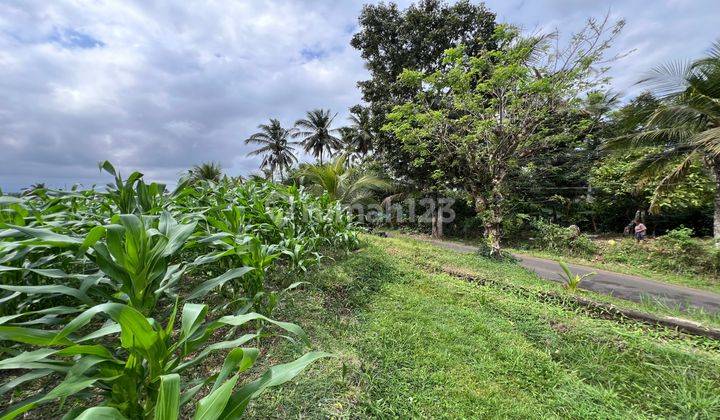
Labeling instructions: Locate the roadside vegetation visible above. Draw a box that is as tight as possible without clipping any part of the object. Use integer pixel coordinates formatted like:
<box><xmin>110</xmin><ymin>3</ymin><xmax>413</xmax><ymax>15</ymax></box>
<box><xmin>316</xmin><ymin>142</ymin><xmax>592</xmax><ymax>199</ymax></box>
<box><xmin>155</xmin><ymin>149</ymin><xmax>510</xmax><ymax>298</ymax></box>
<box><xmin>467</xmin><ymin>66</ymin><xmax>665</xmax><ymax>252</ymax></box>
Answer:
<box><xmin>250</xmin><ymin>235</ymin><xmax>720</xmax><ymax>418</ymax></box>
<box><xmin>511</xmin><ymin>221</ymin><xmax>720</xmax><ymax>293</ymax></box>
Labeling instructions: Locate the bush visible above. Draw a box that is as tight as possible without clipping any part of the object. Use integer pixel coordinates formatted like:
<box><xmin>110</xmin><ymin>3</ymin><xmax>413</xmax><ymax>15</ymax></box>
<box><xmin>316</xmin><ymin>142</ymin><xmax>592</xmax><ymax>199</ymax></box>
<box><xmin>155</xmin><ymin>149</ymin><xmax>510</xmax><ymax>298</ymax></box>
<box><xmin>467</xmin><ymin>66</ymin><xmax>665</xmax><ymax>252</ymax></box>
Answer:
<box><xmin>531</xmin><ymin>219</ymin><xmax>598</xmax><ymax>257</ymax></box>
<box><xmin>602</xmin><ymin>227</ymin><xmax>719</xmax><ymax>277</ymax></box>
<box><xmin>648</xmin><ymin>227</ymin><xmax>713</xmax><ymax>275</ymax></box>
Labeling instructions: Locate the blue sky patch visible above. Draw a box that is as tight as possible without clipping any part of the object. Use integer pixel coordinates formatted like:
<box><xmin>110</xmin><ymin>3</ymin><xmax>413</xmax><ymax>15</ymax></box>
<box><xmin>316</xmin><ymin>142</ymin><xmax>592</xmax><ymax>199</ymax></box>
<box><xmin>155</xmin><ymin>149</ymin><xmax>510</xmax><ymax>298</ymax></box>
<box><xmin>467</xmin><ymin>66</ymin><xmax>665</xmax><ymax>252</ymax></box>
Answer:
<box><xmin>49</xmin><ymin>27</ymin><xmax>104</xmax><ymax>49</ymax></box>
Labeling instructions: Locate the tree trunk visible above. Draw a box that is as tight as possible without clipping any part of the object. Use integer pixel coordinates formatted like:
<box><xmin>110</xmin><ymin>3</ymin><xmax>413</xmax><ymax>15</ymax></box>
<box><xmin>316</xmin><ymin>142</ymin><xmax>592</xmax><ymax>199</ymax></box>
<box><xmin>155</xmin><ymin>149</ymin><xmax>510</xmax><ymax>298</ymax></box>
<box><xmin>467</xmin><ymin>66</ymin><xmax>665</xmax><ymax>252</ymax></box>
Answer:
<box><xmin>484</xmin><ymin>220</ymin><xmax>502</xmax><ymax>257</ymax></box>
<box><xmin>473</xmin><ymin>190</ymin><xmax>502</xmax><ymax>258</ymax></box>
<box><xmin>431</xmin><ymin>202</ymin><xmax>444</xmax><ymax>239</ymax></box>
<box><xmin>714</xmin><ymin>163</ymin><xmax>720</xmax><ymax>246</ymax></box>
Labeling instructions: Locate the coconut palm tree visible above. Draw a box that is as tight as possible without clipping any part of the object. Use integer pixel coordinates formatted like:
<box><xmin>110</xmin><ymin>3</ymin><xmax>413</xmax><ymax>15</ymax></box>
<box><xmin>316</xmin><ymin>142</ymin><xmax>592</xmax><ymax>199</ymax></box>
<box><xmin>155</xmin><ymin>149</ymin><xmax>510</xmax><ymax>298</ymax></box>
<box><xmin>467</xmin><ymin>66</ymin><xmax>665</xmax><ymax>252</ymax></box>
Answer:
<box><xmin>604</xmin><ymin>41</ymin><xmax>720</xmax><ymax>243</ymax></box>
<box><xmin>245</xmin><ymin>118</ymin><xmax>298</xmax><ymax>181</ymax></box>
<box><xmin>299</xmin><ymin>154</ymin><xmax>390</xmax><ymax>205</ymax></box>
<box><xmin>187</xmin><ymin>162</ymin><xmax>223</xmax><ymax>183</ymax></box>
<box><xmin>294</xmin><ymin>109</ymin><xmax>340</xmax><ymax>164</ymax></box>
<box><xmin>347</xmin><ymin>106</ymin><xmax>374</xmax><ymax>156</ymax></box>
<box><xmin>337</xmin><ymin>126</ymin><xmax>360</xmax><ymax>167</ymax></box>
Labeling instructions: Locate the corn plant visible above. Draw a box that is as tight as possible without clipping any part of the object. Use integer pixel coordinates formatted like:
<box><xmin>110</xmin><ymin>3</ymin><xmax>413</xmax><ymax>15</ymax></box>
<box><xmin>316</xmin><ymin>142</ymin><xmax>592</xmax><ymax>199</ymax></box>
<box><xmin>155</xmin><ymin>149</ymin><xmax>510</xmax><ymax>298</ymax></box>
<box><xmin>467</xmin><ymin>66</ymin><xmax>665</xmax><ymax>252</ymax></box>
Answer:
<box><xmin>0</xmin><ymin>301</ymin><xmax>329</xmax><ymax>419</ymax></box>
<box><xmin>189</xmin><ymin>234</ymin><xmax>280</xmax><ymax>313</ymax></box>
<box><xmin>557</xmin><ymin>261</ymin><xmax>596</xmax><ymax>292</ymax></box>
<box><xmin>4</xmin><ymin>212</ymin><xmax>196</xmax><ymax>315</ymax></box>
<box><xmin>0</xmin><ymin>161</ymin><xmax>360</xmax><ymax>418</ymax></box>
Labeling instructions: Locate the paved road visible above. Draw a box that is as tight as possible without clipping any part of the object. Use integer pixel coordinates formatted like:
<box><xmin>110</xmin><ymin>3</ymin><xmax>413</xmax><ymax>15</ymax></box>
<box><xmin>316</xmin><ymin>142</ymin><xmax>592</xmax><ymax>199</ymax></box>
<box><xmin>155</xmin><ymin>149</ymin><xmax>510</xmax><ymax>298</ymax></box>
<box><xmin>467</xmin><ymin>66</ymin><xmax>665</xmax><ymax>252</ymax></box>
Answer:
<box><xmin>399</xmin><ymin>235</ymin><xmax>720</xmax><ymax>313</ymax></box>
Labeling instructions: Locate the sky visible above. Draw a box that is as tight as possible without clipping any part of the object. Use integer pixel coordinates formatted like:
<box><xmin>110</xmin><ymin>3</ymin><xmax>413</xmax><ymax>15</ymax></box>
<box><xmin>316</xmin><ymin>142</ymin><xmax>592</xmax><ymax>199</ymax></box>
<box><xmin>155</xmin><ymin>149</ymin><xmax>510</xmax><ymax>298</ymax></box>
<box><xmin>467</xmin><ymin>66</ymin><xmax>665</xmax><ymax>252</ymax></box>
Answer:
<box><xmin>0</xmin><ymin>0</ymin><xmax>718</xmax><ymax>191</ymax></box>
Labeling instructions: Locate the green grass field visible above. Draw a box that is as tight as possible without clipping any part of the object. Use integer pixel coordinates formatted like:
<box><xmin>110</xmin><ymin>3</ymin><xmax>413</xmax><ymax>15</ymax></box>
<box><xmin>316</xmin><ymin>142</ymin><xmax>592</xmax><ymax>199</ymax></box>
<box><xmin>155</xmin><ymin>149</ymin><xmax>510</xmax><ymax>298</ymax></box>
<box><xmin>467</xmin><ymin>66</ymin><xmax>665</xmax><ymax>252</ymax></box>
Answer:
<box><xmin>249</xmin><ymin>235</ymin><xmax>720</xmax><ymax>418</ymax></box>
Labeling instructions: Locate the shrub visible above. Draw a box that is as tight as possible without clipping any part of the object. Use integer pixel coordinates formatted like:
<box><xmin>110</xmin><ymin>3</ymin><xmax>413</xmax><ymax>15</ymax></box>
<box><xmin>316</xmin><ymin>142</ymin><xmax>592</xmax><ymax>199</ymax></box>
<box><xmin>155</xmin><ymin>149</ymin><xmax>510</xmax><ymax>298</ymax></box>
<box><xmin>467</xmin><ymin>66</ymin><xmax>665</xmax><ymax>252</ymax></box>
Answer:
<box><xmin>531</xmin><ymin>219</ymin><xmax>598</xmax><ymax>257</ymax></box>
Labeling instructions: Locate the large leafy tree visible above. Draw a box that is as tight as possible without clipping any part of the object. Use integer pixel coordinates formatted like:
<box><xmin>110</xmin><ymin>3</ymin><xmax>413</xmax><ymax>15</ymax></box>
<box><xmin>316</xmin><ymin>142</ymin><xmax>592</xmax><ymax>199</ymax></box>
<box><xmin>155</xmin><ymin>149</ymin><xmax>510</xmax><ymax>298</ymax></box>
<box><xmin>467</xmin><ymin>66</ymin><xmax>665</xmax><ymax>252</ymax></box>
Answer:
<box><xmin>604</xmin><ymin>41</ymin><xmax>720</xmax><ymax>242</ymax></box>
<box><xmin>294</xmin><ymin>109</ymin><xmax>340</xmax><ymax>164</ymax></box>
<box><xmin>350</xmin><ymin>0</ymin><xmax>497</xmax><ymax>187</ymax></box>
<box><xmin>350</xmin><ymin>0</ymin><xmax>497</xmax><ymax>238</ymax></box>
<box><xmin>384</xmin><ymin>19</ymin><xmax>623</xmax><ymax>256</ymax></box>
<box><xmin>245</xmin><ymin>118</ymin><xmax>298</xmax><ymax>181</ymax></box>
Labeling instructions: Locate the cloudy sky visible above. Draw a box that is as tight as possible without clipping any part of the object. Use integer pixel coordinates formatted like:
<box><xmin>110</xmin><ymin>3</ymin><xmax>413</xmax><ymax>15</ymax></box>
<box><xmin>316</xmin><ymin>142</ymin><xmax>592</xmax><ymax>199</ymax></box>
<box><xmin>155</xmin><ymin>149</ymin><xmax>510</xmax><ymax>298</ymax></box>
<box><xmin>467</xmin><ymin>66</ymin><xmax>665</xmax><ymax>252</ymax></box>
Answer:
<box><xmin>0</xmin><ymin>0</ymin><xmax>717</xmax><ymax>191</ymax></box>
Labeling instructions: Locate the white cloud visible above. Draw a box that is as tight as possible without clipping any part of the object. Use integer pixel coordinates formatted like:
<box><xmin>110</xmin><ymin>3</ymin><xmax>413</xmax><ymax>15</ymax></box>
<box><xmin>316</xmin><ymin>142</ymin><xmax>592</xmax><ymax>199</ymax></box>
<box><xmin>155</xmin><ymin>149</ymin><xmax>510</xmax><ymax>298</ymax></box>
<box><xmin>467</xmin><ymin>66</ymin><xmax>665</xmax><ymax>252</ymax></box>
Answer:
<box><xmin>0</xmin><ymin>0</ymin><xmax>718</xmax><ymax>191</ymax></box>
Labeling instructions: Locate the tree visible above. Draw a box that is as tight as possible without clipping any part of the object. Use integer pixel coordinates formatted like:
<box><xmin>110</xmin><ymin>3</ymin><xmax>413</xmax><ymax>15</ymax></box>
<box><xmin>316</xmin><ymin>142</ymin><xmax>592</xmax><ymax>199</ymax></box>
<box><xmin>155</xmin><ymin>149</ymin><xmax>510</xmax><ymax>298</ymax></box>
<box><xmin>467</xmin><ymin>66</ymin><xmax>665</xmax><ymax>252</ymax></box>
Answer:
<box><xmin>187</xmin><ymin>162</ymin><xmax>223</xmax><ymax>183</ymax></box>
<box><xmin>347</xmin><ymin>105</ymin><xmax>374</xmax><ymax>157</ymax></box>
<box><xmin>337</xmin><ymin>126</ymin><xmax>361</xmax><ymax>167</ymax></box>
<box><xmin>351</xmin><ymin>0</ymin><xmax>497</xmax><ymax>179</ymax></box>
<box><xmin>384</xmin><ymin>19</ymin><xmax>623</xmax><ymax>256</ymax></box>
<box><xmin>603</xmin><ymin>41</ymin><xmax>720</xmax><ymax>243</ymax></box>
<box><xmin>245</xmin><ymin>118</ymin><xmax>298</xmax><ymax>181</ymax></box>
<box><xmin>298</xmin><ymin>155</ymin><xmax>390</xmax><ymax>206</ymax></box>
<box><xmin>294</xmin><ymin>109</ymin><xmax>340</xmax><ymax>164</ymax></box>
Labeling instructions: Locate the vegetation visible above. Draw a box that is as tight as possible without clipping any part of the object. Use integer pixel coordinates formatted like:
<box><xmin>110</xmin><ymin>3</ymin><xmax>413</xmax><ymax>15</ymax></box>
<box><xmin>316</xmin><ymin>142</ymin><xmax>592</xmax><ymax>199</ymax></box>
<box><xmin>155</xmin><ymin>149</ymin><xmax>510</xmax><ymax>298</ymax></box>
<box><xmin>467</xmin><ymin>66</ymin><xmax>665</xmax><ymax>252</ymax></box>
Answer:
<box><xmin>249</xmin><ymin>235</ymin><xmax>720</xmax><ymax>418</ymax></box>
<box><xmin>3</xmin><ymin>2</ymin><xmax>720</xmax><ymax>419</ymax></box>
<box><xmin>0</xmin><ymin>163</ymin><xmax>359</xmax><ymax>418</ymax></box>
<box><xmin>245</xmin><ymin>119</ymin><xmax>299</xmax><ymax>182</ymax></box>
<box><xmin>296</xmin><ymin>155</ymin><xmax>390</xmax><ymax>206</ymax></box>
<box><xmin>604</xmin><ymin>42</ymin><xmax>720</xmax><ymax>242</ymax></box>
<box><xmin>558</xmin><ymin>261</ymin><xmax>595</xmax><ymax>292</ymax></box>
<box><xmin>294</xmin><ymin>109</ymin><xmax>341</xmax><ymax>165</ymax></box>
<box><xmin>185</xmin><ymin>162</ymin><xmax>224</xmax><ymax>184</ymax></box>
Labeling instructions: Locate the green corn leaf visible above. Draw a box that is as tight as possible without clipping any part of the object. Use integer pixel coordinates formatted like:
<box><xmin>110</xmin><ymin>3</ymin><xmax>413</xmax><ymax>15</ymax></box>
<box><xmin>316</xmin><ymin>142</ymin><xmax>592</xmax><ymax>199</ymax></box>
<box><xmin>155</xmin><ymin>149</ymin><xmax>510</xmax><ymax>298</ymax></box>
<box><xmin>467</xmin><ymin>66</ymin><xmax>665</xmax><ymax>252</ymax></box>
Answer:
<box><xmin>0</xmin><ymin>369</ymin><xmax>53</xmax><ymax>397</ymax></box>
<box><xmin>194</xmin><ymin>374</ymin><xmax>240</xmax><ymax>420</ymax></box>
<box><xmin>0</xmin><ymin>284</ymin><xmax>93</xmax><ymax>305</ymax></box>
<box><xmin>179</xmin><ymin>303</ymin><xmax>208</xmax><ymax>342</ymax></box>
<box><xmin>0</xmin><ymin>306</ymin><xmax>81</xmax><ymax>326</ymax></box>
<box><xmin>74</xmin><ymin>407</ymin><xmax>128</xmax><ymax>420</ymax></box>
<box><xmin>6</xmin><ymin>225</ymin><xmax>82</xmax><ymax>247</ymax></box>
<box><xmin>173</xmin><ymin>334</ymin><xmax>258</xmax><ymax>372</ymax></box>
<box><xmin>211</xmin><ymin>348</ymin><xmax>259</xmax><ymax>392</ymax></box>
<box><xmin>0</xmin><ymin>326</ymin><xmax>73</xmax><ymax>346</ymax></box>
<box><xmin>212</xmin><ymin>312</ymin><xmax>309</xmax><ymax>344</ymax></box>
<box><xmin>79</xmin><ymin>225</ymin><xmax>107</xmax><ymax>256</ymax></box>
<box><xmin>0</xmin><ymin>196</ymin><xmax>24</xmax><ymax>205</ymax></box>
<box><xmin>220</xmin><ymin>352</ymin><xmax>333</xmax><ymax>419</ymax></box>
<box><xmin>186</xmin><ymin>267</ymin><xmax>254</xmax><ymax>300</ymax></box>
<box><xmin>99</xmin><ymin>160</ymin><xmax>118</xmax><ymax>177</ymax></box>
<box><xmin>77</xmin><ymin>322</ymin><xmax>121</xmax><ymax>343</ymax></box>
<box><xmin>154</xmin><ymin>374</ymin><xmax>180</xmax><ymax>420</ymax></box>
<box><xmin>0</xmin><ymin>375</ymin><xmax>98</xmax><ymax>419</ymax></box>
<box><xmin>53</xmin><ymin>303</ymin><xmax>157</xmax><ymax>352</ymax></box>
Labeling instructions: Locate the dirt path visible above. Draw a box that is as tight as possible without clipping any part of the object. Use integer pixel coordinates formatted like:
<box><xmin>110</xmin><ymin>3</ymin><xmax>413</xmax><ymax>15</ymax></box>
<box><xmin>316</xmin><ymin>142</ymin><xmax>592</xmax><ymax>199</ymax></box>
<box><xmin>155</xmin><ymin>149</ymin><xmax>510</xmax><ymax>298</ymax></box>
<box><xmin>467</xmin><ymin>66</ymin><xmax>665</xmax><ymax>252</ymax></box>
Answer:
<box><xmin>393</xmin><ymin>234</ymin><xmax>720</xmax><ymax>313</ymax></box>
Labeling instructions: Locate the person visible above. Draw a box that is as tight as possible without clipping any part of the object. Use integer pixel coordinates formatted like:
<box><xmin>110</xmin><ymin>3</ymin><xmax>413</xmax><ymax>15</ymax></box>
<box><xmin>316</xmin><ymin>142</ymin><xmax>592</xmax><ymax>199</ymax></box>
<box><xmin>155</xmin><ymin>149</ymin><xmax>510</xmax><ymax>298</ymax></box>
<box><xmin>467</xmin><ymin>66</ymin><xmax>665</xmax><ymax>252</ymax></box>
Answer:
<box><xmin>634</xmin><ymin>221</ymin><xmax>647</xmax><ymax>242</ymax></box>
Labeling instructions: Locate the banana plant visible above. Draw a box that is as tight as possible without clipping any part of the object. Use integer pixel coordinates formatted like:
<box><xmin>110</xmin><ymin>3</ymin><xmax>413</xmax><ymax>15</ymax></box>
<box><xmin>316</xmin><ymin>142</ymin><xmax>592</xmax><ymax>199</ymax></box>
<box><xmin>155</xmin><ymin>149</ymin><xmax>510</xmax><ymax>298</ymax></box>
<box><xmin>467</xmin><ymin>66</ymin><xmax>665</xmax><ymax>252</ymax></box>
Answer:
<box><xmin>0</xmin><ymin>301</ymin><xmax>330</xmax><ymax>419</ymax></box>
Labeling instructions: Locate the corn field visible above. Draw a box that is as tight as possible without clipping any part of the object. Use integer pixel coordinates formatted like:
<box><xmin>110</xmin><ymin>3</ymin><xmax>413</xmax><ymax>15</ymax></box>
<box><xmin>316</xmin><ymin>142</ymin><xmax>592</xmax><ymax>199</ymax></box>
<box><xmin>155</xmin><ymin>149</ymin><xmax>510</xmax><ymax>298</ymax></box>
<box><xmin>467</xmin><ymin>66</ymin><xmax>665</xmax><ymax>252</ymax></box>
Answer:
<box><xmin>0</xmin><ymin>162</ymin><xmax>359</xmax><ymax>419</ymax></box>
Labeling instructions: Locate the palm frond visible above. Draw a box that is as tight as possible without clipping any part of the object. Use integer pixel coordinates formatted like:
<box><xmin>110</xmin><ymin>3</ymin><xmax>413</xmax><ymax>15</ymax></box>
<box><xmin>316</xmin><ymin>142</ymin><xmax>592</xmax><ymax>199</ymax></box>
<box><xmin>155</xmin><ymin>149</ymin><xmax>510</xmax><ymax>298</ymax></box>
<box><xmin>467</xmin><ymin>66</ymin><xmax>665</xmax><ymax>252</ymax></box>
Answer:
<box><xmin>691</xmin><ymin>126</ymin><xmax>720</xmax><ymax>157</ymax></box>
<box><xmin>637</xmin><ymin>59</ymin><xmax>692</xmax><ymax>98</ymax></box>
<box><xmin>648</xmin><ymin>151</ymin><xmax>700</xmax><ymax>213</ymax></box>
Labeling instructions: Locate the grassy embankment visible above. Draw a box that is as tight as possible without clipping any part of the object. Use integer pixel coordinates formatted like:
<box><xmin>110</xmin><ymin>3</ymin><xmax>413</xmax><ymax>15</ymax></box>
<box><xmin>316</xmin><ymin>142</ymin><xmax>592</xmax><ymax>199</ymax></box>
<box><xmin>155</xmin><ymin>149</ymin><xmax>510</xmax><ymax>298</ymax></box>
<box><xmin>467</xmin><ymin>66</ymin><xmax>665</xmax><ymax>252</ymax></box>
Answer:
<box><xmin>511</xmin><ymin>235</ymin><xmax>720</xmax><ymax>295</ymax></box>
<box><xmin>249</xmin><ymin>235</ymin><xmax>720</xmax><ymax>418</ymax></box>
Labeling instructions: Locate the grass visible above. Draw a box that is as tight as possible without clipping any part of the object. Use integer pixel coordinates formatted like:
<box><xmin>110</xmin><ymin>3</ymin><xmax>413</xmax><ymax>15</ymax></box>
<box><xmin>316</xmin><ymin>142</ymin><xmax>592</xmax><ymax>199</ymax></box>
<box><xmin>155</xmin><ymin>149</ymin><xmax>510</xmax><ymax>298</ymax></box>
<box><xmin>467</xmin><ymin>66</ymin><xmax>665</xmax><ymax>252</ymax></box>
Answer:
<box><xmin>397</xmin><ymin>229</ymin><xmax>720</xmax><ymax>295</ymax></box>
<box><xmin>510</xmin><ymin>239</ymin><xmax>720</xmax><ymax>295</ymax></box>
<box><xmin>248</xmin><ymin>235</ymin><xmax>720</xmax><ymax>418</ymax></box>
